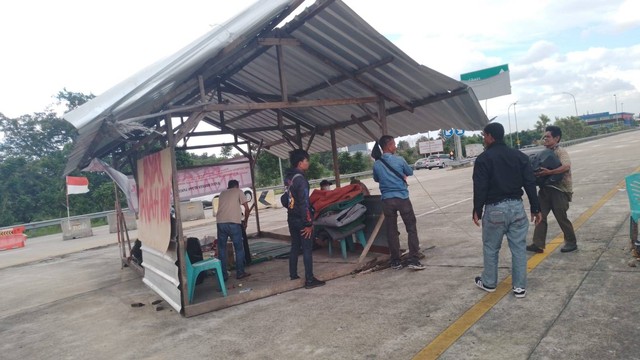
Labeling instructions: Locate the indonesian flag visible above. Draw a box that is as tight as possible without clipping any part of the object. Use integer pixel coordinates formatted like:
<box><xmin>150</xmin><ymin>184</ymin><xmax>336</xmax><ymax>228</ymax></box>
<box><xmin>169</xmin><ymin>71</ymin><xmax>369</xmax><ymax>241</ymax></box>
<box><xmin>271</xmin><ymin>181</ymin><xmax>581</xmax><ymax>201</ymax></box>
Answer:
<box><xmin>66</xmin><ymin>176</ymin><xmax>90</xmax><ymax>194</ymax></box>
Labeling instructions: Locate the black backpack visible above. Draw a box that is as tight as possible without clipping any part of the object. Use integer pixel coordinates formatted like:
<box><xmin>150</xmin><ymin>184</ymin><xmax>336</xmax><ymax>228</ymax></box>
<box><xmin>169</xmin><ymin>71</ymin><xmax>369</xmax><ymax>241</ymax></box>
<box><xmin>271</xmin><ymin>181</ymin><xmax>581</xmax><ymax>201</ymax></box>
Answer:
<box><xmin>281</xmin><ymin>173</ymin><xmax>303</xmax><ymax>208</ymax></box>
<box><xmin>186</xmin><ymin>237</ymin><xmax>206</xmax><ymax>284</ymax></box>
<box><xmin>527</xmin><ymin>148</ymin><xmax>564</xmax><ymax>187</ymax></box>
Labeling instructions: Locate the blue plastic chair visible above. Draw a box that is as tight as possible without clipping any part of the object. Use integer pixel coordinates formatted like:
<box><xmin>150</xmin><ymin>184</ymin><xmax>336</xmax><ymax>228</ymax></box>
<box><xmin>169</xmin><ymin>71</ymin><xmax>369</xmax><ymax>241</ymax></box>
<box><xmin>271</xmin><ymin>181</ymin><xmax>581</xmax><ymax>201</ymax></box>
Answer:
<box><xmin>185</xmin><ymin>251</ymin><xmax>227</xmax><ymax>304</ymax></box>
<box><xmin>626</xmin><ymin>173</ymin><xmax>640</xmax><ymax>246</ymax></box>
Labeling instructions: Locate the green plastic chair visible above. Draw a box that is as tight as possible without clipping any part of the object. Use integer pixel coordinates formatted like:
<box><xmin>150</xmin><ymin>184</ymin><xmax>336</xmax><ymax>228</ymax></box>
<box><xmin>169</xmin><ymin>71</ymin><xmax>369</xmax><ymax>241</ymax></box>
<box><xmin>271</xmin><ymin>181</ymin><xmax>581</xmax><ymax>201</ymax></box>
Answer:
<box><xmin>626</xmin><ymin>173</ymin><xmax>640</xmax><ymax>247</ymax></box>
<box><xmin>325</xmin><ymin>224</ymin><xmax>366</xmax><ymax>260</ymax></box>
<box><xmin>185</xmin><ymin>251</ymin><xmax>227</xmax><ymax>303</ymax></box>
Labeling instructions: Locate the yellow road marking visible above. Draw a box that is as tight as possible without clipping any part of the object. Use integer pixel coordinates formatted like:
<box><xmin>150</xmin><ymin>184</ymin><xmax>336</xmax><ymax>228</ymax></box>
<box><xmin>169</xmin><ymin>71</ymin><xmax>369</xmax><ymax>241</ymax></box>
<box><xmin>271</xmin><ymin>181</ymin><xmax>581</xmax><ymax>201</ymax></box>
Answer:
<box><xmin>413</xmin><ymin>173</ymin><xmax>634</xmax><ymax>360</ymax></box>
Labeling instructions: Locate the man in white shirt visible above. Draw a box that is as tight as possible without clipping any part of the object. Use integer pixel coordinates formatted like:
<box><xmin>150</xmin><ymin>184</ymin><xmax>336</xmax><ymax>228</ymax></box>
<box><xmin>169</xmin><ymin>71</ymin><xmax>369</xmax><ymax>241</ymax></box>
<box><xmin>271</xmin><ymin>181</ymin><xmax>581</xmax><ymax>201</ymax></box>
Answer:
<box><xmin>217</xmin><ymin>179</ymin><xmax>250</xmax><ymax>280</ymax></box>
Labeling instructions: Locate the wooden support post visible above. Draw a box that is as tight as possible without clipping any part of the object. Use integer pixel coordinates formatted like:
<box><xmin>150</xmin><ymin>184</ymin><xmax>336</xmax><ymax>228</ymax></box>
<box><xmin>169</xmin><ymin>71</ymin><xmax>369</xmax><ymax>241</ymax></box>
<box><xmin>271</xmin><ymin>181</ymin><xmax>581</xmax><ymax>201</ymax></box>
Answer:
<box><xmin>248</xmin><ymin>146</ymin><xmax>261</xmax><ymax>234</ymax></box>
<box><xmin>379</xmin><ymin>97</ymin><xmax>388</xmax><ymax>135</ymax></box>
<box><xmin>330</xmin><ymin>128</ymin><xmax>340</xmax><ymax>187</ymax></box>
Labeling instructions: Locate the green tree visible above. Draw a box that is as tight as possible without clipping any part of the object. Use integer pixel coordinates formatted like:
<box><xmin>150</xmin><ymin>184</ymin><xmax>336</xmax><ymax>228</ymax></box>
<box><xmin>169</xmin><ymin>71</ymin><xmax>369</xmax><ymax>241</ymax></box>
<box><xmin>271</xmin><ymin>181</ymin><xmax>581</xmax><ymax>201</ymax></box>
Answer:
<box><xmin>220</xmin><ymin>145</ymin><xmax>233</xmax><ymax>158</ymax></box>
<box><xmin>56</xmin><ymin>88</ymin><xmax>95</xmax><ymax>112</ymax></box>
<box><xmin>553</xmin><ymin>116</ymin><xmax>593</xmax><ymax>140</ymax></box>
<box><xmin>0</xmin><ymin>111</ymin><xmax>77</xmax><ymax>160</ymax></box>
<box><xmin>337</xmin><ymin>152</ymin><xmax>354</xmax><ymax>174</ymax></box>
<box><xmin>0</xmin><ymin>90</ymin><xmax>118</xmax><ymax>227</ymax></box>
<box><xmin>396</xmin><ymin>140</ymin><xmax>411</xmax><ymax>152</ymax></box>
<box><xmin>535</xmin><ymin>114</ymin><xmax>552</xmax><ymax>133</ymax></box>
<box><xmin>255</xmin><ymin>152</ymin><xmax>282</xmax><ymax>187</ymax></box>
<box><xmin>175</xmin><ymin>149</ymin><xmax>194</xmax><ymax>169</ymax></box>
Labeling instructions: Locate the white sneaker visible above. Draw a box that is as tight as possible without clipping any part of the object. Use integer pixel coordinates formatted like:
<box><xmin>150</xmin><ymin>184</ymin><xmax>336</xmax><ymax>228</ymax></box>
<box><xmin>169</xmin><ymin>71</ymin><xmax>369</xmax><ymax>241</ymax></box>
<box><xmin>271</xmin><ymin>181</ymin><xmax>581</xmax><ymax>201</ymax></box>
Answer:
<box><xmin>513</xmin><ymin>287</ymin><xmax>526</xmax><ymax>298</ymax></box>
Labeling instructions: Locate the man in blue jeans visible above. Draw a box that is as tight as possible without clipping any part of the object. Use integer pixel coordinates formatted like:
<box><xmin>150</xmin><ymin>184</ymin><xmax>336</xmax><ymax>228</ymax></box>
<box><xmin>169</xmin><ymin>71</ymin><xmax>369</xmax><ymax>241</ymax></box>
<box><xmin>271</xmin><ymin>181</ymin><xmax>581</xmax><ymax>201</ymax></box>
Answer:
<box><xmin>472</xmin><ymin>123</ymin><xmax>542</xmax><ymax>298</ymax></box>
<box><xmin>217</xmin><ymin>179</ymin><xmax>250</xmax><ymax>280</ymax></box>
<box><xmin>373</xmin><ymin>135</ymin><xmax>425</xmax><ymax>270</ymax></box>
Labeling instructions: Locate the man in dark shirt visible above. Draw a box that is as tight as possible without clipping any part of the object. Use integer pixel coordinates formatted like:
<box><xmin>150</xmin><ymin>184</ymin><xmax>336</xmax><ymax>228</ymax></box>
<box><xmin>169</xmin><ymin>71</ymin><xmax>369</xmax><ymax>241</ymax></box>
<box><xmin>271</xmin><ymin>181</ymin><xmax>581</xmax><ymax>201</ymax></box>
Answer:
<box><xmin>472</xmin><ymin>122</ymin><xmax>542</xmax><ymax>298</ymax></box>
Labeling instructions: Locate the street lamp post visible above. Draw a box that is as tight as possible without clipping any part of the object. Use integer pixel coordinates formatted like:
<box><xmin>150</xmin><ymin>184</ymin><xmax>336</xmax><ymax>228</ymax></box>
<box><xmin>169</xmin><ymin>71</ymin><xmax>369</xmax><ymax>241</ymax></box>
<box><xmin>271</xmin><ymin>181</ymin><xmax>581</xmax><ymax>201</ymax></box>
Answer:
<box><xmin>614</xmin><ymin>94</ymin><xmax>618</xmax><ymax>126</ymax></box>
<box><xmin>507</xmin><ymin>102</ymin><xmax>515</xmax><ymax>147</ymax></box>
<box><xmin>513</xmin><ymin>102</ymin><xmax>520</xmax><ymax>148</ymax></box>
<box><xmin>561</xmin><ymin>92</ymin><xmax>578</xmax><ymax>117</ymax></box>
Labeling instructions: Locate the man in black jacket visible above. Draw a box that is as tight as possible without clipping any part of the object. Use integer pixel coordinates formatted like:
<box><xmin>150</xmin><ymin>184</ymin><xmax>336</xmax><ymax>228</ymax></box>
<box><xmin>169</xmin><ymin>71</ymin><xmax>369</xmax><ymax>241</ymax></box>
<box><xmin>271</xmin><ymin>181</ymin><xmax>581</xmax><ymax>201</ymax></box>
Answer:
<box><xmin>472</xmin><ymin>123</ymin><xmax>542</xmax><ymax>298</ymax></box>
<box><xmin>284</xmin><ymin>149</ymin><xmax>325</xmax><ymax>289</ymax></box>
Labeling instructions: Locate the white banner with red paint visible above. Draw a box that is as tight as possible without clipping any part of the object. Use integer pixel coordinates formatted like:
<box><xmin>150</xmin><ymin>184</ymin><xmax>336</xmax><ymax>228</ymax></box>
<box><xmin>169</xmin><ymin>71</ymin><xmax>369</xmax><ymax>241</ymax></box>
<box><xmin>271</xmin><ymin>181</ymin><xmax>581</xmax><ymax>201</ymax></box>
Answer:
<box><xmin>137</xmin><ymin>149</ymin><xmax>172</xmax><ymax>253</ymax></box>
<box><xmin>177</xmin><ymin>161</ymin><xmax>251</xmax><ymax>201</ymax></box>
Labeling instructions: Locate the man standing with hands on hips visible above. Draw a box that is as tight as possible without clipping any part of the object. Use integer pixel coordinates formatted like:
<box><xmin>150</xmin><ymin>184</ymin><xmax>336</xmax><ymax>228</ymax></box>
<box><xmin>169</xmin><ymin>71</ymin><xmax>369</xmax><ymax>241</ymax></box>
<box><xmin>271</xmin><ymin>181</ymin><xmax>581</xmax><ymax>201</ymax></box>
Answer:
<box><xmin>472</xmin><ymin>123</ymin><xmax>542</xmax><ymax>298</ymax></box>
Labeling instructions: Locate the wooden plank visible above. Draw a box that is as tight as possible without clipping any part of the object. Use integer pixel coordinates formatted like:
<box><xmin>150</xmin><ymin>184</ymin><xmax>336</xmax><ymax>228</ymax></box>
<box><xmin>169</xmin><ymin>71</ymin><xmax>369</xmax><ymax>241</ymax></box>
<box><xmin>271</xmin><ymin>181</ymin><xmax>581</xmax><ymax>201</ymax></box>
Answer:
<box><xmin>258</xmin><ymin>37</ymin><xmax>301</xmax><ymax>46</ymax></box>
<box><xmin>357</xmin><ymin>214</ymin><xmax>385</xmax><ymax>266</ymax></box>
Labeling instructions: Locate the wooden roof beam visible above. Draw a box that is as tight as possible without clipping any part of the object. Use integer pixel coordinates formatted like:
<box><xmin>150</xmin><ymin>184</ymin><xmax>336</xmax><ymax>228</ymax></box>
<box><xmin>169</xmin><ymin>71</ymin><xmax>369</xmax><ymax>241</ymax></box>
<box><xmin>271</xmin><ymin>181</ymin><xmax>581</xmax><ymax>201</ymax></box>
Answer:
<box><xmin>297</xmin><ymin>41</ymin><xmax>413</xmax><ymax>112</ymax></box>
<box><xmin>293</xmin><ymin>56</ymin><xmax>394</xmax><ymax>98</ymax></box>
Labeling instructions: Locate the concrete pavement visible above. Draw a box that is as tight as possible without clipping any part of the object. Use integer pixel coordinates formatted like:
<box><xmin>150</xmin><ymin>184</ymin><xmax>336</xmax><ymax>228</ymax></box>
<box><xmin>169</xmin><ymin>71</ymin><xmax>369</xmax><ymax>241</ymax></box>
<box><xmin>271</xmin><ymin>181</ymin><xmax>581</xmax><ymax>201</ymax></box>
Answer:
<box><xmin>1</xmin><ymin>130</ymin><xmax>639</xmax><ymax>359</ymax></box>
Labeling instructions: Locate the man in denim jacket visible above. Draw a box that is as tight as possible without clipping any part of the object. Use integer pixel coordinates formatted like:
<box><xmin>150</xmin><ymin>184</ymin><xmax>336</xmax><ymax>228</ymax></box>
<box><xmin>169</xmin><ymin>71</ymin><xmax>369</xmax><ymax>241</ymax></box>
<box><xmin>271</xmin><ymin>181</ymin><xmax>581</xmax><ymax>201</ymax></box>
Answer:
<box><xmin>373</xmin><ymin>135</ymin><xmax>425</xmax><ymax>271</ymax></box>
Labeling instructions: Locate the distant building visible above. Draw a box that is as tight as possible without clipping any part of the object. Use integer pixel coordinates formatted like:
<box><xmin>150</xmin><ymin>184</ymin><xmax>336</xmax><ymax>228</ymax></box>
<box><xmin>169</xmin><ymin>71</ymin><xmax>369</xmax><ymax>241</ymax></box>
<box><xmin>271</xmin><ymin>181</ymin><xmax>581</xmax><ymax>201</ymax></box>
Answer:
<box><xmin>347</xmin><ymin>143</ymin><xmax>368</xmax><ymax>155</ymax></box>
<box><xmin>579</xmin><ymin>112</ymin><xmax>635</xmax><ymax>128</ymax></box>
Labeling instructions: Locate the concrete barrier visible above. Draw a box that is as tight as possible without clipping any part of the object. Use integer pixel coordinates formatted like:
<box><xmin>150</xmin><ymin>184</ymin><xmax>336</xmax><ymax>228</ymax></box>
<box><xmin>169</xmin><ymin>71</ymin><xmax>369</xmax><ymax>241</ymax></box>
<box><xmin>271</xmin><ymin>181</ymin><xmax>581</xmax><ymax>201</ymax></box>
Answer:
<box><xmin>0</xmin><ymin>226</ymin><xmax>27</xmax><ymax>251</ymax></box>
<box><xmin>180</xmin><ymin>201</ymin><xmax>205</xmax><ymax>221</ymax></box>
<box><xmin>256</xmin><ymin>189</ymin><xmax>276</xmax><ymax>210</ymax></box>
<box><xmin>107</xmin><ymin>211</ymin><xmax>138</xmax><ymax>233</ymax></box>
<box><xmin>61</xmin><ymin>218</ymin><xmax>93</xmax><ymax>240</ymax></box>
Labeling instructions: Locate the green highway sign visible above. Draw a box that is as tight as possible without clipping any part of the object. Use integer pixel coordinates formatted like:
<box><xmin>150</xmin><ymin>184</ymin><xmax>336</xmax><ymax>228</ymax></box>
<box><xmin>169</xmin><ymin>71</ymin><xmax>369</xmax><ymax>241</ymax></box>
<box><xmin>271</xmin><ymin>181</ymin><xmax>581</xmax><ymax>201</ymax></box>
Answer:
<box><xmin>460</xmin><ymin>64</ymin><xmax>509</xmax><ymax>81</ymax></box>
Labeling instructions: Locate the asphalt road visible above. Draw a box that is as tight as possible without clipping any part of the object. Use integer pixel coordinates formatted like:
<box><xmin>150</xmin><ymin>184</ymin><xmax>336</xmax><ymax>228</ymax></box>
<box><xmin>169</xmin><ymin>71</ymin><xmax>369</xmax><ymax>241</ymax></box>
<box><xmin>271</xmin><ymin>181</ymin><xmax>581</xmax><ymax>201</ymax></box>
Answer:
<box><xmin>1</xmin><ymin>130</ymin><xmax>640</xmax><ymax>360</ymax></box>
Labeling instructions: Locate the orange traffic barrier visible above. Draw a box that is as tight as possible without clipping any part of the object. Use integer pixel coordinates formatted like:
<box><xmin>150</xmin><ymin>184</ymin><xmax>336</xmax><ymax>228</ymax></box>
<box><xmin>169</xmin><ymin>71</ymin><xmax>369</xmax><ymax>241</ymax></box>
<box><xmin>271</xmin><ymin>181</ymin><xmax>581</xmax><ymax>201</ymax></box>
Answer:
<box><xmin>0</xmin><ymin>226</ymin><xmax>27</xmax><ymax>251</ymax></box>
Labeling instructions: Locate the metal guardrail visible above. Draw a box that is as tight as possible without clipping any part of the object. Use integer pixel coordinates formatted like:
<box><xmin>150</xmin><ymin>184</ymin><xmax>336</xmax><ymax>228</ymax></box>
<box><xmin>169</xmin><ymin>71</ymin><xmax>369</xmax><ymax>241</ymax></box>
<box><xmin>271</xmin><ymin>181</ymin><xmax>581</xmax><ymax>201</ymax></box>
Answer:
<box><xmin>16</xmin><ymin>210</ymin><xmax>119</xmax><ymax>231</ymax></box>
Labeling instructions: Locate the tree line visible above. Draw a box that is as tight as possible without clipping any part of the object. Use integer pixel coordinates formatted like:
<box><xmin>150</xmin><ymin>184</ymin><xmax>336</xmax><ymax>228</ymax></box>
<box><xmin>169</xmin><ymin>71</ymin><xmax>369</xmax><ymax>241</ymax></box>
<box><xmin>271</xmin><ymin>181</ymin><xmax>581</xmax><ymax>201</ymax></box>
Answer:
<box><xmin>0</xmin><ymin>90</ymin><xmax>632</xmax><ymax>228</ymax></box>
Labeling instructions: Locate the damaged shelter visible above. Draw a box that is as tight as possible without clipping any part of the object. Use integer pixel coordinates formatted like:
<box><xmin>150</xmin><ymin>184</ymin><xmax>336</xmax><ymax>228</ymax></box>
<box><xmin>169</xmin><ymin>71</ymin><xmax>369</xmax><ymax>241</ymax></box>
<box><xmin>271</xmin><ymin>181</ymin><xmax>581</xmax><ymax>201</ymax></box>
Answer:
<box><xmin>62</xmin><ymin>0</ymin><xmax>488</xmax><ymax>317</ymax></box>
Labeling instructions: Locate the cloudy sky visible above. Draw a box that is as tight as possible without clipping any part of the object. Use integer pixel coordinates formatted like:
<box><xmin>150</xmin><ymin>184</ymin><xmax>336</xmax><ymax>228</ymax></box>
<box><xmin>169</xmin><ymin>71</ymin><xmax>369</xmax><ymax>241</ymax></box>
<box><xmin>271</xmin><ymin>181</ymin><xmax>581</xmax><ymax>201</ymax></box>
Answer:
<box><xmin>1</xmin><ymin>0</ymin><xmax>639</xmax><ymax>135</ymax></box>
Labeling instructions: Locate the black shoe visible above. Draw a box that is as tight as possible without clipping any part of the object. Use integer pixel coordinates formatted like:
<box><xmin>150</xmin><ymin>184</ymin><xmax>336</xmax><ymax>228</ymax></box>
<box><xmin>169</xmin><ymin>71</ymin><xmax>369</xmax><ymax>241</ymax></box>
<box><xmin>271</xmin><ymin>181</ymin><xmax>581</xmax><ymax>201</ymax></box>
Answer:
<box><xmin>304</xmin><ymin>277</ymin><xmax>326</xmax><ymax>289</ymax></box>
<box><xmin>526</xmin><ymin>244</ymin><xmax>544</xmax><ymax>253</ymax></box>
<box><xmin>236</xmin><ymin>272</ymin><xmax>251</xmax><ymax>280</ymax></box>
<box><xmin>475</xmin><ymin>276</ymin><xmax>496</xmax><ymax>293</ymax></box>
<box><xmin>407</xmin><ymin>260</ymin><xmax>426</xmax><ymax>270</ymax></box>
<box><xmin>290</xmin><ymin>275</ymin><xmax>300</xmax><ymax>280</ymax></box>
<box><xmin>390</xmin><ymin>259</ymin><xmax>404</xmax><ymax>270</ymax></box>
<box><xmin>512</xmin><ymin>287</ymin><xmax>526</xmax><ymax>298</ymax></box>
<box><xmin>560</xmin><ymin>244</ymin><xmax>578</xmax><ymax>253</ymax></box>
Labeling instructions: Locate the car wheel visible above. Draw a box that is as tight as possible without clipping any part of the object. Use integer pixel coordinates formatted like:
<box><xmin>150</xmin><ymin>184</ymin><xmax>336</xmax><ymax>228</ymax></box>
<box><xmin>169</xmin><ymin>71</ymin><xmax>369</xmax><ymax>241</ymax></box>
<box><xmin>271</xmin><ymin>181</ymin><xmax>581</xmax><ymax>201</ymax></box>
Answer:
<box><xmin>440</xmin><ymin>165</ymin><xmax>444</xmax><ymax>168</ymax></box>
<box><xmin>244</xmin><ymin>190</ymin><xmax>253</xmax><ymax>202</ymax></box>
<box><xmin>428</xmin><ymin>167</ymin><xmax>432</xmax><ymax>170</ymax></box>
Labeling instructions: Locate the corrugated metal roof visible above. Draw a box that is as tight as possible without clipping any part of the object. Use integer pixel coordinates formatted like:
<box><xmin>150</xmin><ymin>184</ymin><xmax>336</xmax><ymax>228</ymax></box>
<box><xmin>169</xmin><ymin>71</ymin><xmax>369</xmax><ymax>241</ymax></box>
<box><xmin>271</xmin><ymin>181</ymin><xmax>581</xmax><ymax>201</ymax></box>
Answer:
<box><xmin>64</xmin><ymin>0</ymin><xmax>487</xmax><ymax>173</ymax></box>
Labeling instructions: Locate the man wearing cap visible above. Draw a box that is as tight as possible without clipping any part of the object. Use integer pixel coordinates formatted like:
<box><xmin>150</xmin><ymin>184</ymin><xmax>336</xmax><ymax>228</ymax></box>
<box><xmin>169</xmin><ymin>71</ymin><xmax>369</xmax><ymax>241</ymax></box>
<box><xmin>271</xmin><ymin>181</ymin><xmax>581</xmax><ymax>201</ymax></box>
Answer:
<box><xmin>216</xmin><ymin>179</ymin><xmax>251</xmax><ymax>280</ymax></box>
<box><xmin>320</xmin><ymin>179</ymin><xmax>332</xmax><ymax>191</ymax></box>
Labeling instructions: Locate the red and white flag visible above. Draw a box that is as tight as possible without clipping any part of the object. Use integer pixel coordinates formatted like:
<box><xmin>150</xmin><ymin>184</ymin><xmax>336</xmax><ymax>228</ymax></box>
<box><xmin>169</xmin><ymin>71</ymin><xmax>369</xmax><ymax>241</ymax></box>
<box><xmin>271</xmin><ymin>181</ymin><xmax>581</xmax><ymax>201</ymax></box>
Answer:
<box><xmin>66</xmin><ymin>176</ymin><xmax>90</xmax><ymax>194</ymax></box>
